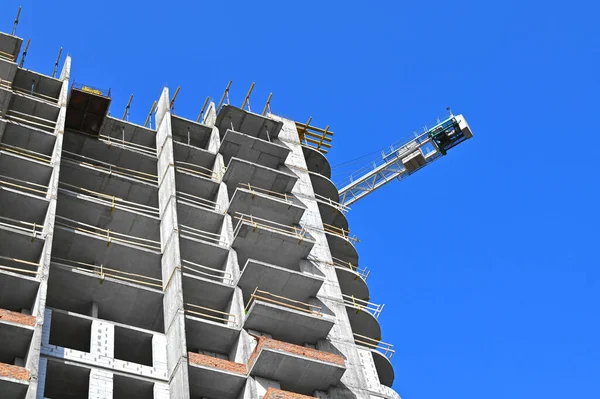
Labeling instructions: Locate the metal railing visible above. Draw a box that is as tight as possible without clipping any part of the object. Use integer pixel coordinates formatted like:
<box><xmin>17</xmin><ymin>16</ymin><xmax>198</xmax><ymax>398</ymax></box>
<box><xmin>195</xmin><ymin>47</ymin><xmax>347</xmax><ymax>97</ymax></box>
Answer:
<box><xmin>55</xmin><ymin>215</ymin><xmax>161</xmax><ymax>251</ymax></box>
<box><xmin>71</xmin><ymin>82</ymin><xmax>111</xmax><ymax>98</ymax></box>
<box><xmin>52</xmin><ymin>257</ymin><xmax>162</xmax><ymax>288</ymax></box>
<box><xmin>0</xmin><ymin>50</ymin><xmax>16</xmax><ymax>62</ymax></box>
<box><xmin>184</xmin><ymin>302</ymin><xmax>237</xmax><ymax>325</ymax></box>
<box><xmin>322</xmin><ymin>223</ymin><xmax>359</xmax><ymax>244</ymax></box>
<box><xmin>175</xmin><ymin>161</ymin><xmax>220</xmax><ymax>181</ymax></box>
<box><xmin>181</xmin><ymin>259</ymin><xmax>234</xmax><ymax>285</ymax></box>
<box><xmin>179</xmin><ymin>224</ymin><xmax>228</xmax><ymax>247</ymax></box>
<box><xmin>0</xmin><ymin>78</ymin><xmax>11</xmax><ymax>90</ymax></box>
<box><xmin>177</xmin><ymin>191</ymin><xmax>223</xmax><ymax>213</ymax></box>
<box><xmin>0</xmin><ymin>143</ymin><xmax>52</xmax><ymax>164</ymax></box>
<box><xmin>0</xmin><ymin>215</ymin><xmax>44</xmax><ymax>239</ymax></box>
<box><xmin>314</xmin><ymin>192</ymin><xmax>351</xmax><ymax>213</ymax></box>
<box><xmin>233</xmin><ymin>212</ymin><xmax>310</xmax><ymax>241</ymax></box>
<box><xmin>245</xmin><ymin>288</ymin><xmax>322</xmax><ymax>316</ymax></box>
<box><xmin>58</xmin><ymin>182</ymin><xmax>159</xmax><ymax>218</ymax></box>
<box><xmin>12</xmin><ymin>86</ymin><xmax>60</xmax><ymax>104</ymax></box>
<box><xmin>0</xmin><ymin>173</ymin><xmax>48</xmax><ymax>197</ymax></box>
<box><xmin>331</xmin><ymin>256</ymin><xmax>370</xmax><ymax>281</ymax></box>
<box><xmin>342</xmin><ymin>294</ymin><xmax>384</xmax><ymax>318</ymax></box>
<box><xmin>353</xmin><ymin>333</ymin><xmax>395</xmax><ymax>359</ymax></box>
<box><xmin>0</xmin><ymin>255</ymin><xmax>39</xmax><ymax>276</ymax></box>
<box><xmin>73</xmin><ymin>130</ymin><xmax>157</xmax><ymax>158</ymax></box>
<box><xmin>4</xmin><ymin>109</ymin><xmax>57</xmax><ymax>132</ymax></box>
<box><xmin>62</xmin><ymin>151</ymin><xmax>159</xmax><ymax>185</ymax></box>
<box><xmin>237</xmin><ymin>183</ymin><xmax>293</xmax><ymax>204</ymax></box>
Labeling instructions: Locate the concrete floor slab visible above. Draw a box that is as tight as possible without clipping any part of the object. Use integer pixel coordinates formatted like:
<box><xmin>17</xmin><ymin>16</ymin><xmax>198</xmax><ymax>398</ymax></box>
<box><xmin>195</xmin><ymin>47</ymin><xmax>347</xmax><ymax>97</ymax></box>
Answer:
<box><xmin>335</xmin><ymin>266</ymin><xmax>369</xmax><ymax>300</ymax></box>
<box><xmin>0</xmin><ymin>320</ymin><xmax>34</xmax><ymax>364</ymax></box>
<box><xmin>238</xmin><ymin>259</ymin><xmax>324</xmax><ymax>304</ymax></box>
<box><xmin>0</xmin><ymin>57</ymin><xmax>17</xmax><ymax>83</ymax></box>
<box><xmin>317</xmin><ymin>201</ymin><xmax>349</xmax><ymax>231</ymax></box>
<box><xmin>182</xmin><ymin>273</ymin><xmax>234</xmax><ymax>311</ymax></box>
<box><xmin>99</xmin><ymin>116</ymin><xmax>156</xmax><ymax>149</ymax></box>
<box><xmin>302</xmin><ymin>145</ymin><xmax>331</xmax><ymax>179</ymax></box>
<box><xmin>188</xmin><ymin>361</ymin><xmax>247</xmax><ymax>399</ymax></box>
<box><xmin>185</xmin><ymin>315</ymin><xmax>240</xmax><ymax>355</ymax></box>
<box><xmin>47</xmin><ymin>263</ymin><xmax>164</xmax><ymax>332</ymax></box>
<box><xmin>309</xmin><ymin>171</ymin><xmax>339</xmax><ymax>203</ymax></box>
<box><xmin>179</xmin><ymin>234</ymin><xmax>229</xmax><ymax>271</ymax></box>
<box><xmin>233</xmin><ymin>221</ymin><xmax>315</xmax><ymax>271</ymax></box>
<box><xmin>0</xmin><ymin>86</ymin><xmax>12</xmax><ymax>114</ymax></box>
<box><xmin>0</xmin><ymin>227</ymin><xmax>45</xmax><ymax>263</ymax></box>
<box><xmin>172</xmin><ymin>115</ymin><xmax>213</xmax><ymax>150</ymax></box>
<box><xmin>0</xmin><ymin>186</ymin><xmax>49</xmax><ymax>223</ymax></box>
<box><xmin>13</xmin><ymin>68</ymin><xmax>62</xmax><ymax>103</ymax></box>
<box><xmin>0</xmin><ymin>32</ymin><xmax>22</xmax><ymax>61</ymax></box>
<box><xmin>0</xmin><ymin>119</ymin><xmax>57</xmax><ymax>156</ymax></box>
<box><xmin>228</xmin><ymin>186</ymin><xmax>306</xmax><ymax>227</ymax></box>
<box><xmin>249</xmin><ymin>346</ymin><xmax>345</xmax><ymax>394</ymax></box>
<box><xmin>0</xmin><ymin>148</ymin><xmax>52</xmax><ymax>186</ymax></box>
<box><xmin>216</xmin><ymin>105</ymin><xmax>283</xmax><ymax>141</ymax></box>
<box><xmin>371</xmin><ymin>349</ymin><xmax>394</xmax><ymax>387</ymax></box>
<box><xmin>57</xmin><ymin>191</ymin><xmax>160</xmax><ymax>241</ymax></box>
<box><xmin>0</xmin><ymin>271</ymin><xmax>39</xmax><ymax>312</ymax></box>
<box><xmin>0</xmin><ymin>375</ymin><xmax>28</xmax><ymax>399</ymax></box>
<box><xmin>345</xmin><ymin>304</ymin><xmax>381</xmax><ymax>340</ymax></box>
<box><xmin>10</xmin><ymin>92</ymin><xmax>60</xmax><ymax>123</ymax></box>
<box><xmin>223</xmin><ymin>157</ymin><xmax>297</xmax><ymax>198</ymax></box>
<box><xmin>177</xmin><ymin>200</ymin><xmax>224</xmax><ymax>234</ymax></box>
<box><xmin>175</xmin><ymin>169</ymin><xmax>219</xmax><ymax>201</ymax></box>
<box><xmin>326</xmin><ymin>233</ymin><xmax>359</xmax><ymax>266</ymax></box>
<box><xmin>220</xmin><ymin>129</ymin><xmax>290</xmax><ymax>169</ymax></box>
<box><xmin>174</xmin><ymin>140</ymin><xmax>216</xmax><ymax>171</ymax></box>
<box><xmin>59</xmin><ymin>161</ymin><xmax>158</xmax><ymax>208</ymax></box>
<box><xmin>244</xmin><ymin>300</ymin><xmax>334</xmax><ymax>345</ymax></box>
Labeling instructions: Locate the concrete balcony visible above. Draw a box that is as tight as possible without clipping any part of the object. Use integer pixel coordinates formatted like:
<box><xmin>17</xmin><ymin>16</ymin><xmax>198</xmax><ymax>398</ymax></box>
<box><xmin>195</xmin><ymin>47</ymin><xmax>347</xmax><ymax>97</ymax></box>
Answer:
<box><xmin>216</xmin><ymin>105</ymin><xmax>283</xmax><ymax>141</ymax></box>
<box><xmin>220</xmin><ymin>128</ymin><xmax>290</xmax><ymax>169</ymax></box>
<box><xmin>238</xmin><ymin>259</ymin><xmax>324</xmax><ymax>306</ymax></box>
<box><xmin>0</xmin><ymin>32</ymin><xmax>22</xmax><ymax>64</ymax></box>
<box><xmin>13</xmin><ymin>67</ymin><xmax>62</xmax><ymax>104</ymax></box>
<box><xmin>228</xmin><ymin>184</ymin><xmax>306</xmax><ymax>227</ymax></box>
<box><xmin>188</xmin><ymin>352</ymin><xmax>247</xmax><ymax>399</ymax></box>
<box><xmin>333</xmin><ymin>257</ymin><xmax>370</xmax><ymax>300</ymax></box>
<box><xmin>0</xmin><ymin>215</ymin><xmax>45</xmax><ymax>267</ymax></box>
<box><xmin>302</xmin><ymin>145</ymin><xmax>331</xmax><ymax>179</ymax></box>
<box><xmin>59</xmin><ymin>152</ymin><xmax>159</xmax><ymax>208</ymax></box>
<box><xmin>232</xmin><ymin>213</ymin><xmax>315</xmax><ymax>271</ymax></box>
<box><xmin>244</xmin><ymin>290</ymin><xmax>334</xmax><ymax>345</ymax></box>
<box><xmin>354</xmin><ymin>334</ymin><xmax>395</xmax><ymax>387</ymax></box>
<box><xmin>0</xmin><ymin>308</ymin><xmax>35</xmax><ymax>367</ymax></box>
<box><xmin>183</xmin><ymin>272</ymin><xmax>240</xmax><ymax>355</ymax></box>
<box><xmin>0</xmin><ymin>53</ymin><xmax>17</xmax><ymax>83</ymax></box>
<box><xmin>6</xmin><ymin>91</ymin><xmax>60</xmax><ymax>133</ymax></box>
<box><xmin>248</xmin><ymin>336</ymin><xmax>346</xmax><ymax>394</ymax></box>
<box><xmin>324</xmin><ymin>224</ymin><xmax>359</xmax><ymax>266</ymax></box>
<box><xmin>0</xmin><ymin>268</ymin><xmax>39</xmax><ymax>312</ymax></box>
<box><xmin>308</xmin><ymin>171</ymin><xmax>339</xmax><ymax>203</ymax></box>
<box><xmin>179</xmin><ymin>223</ymin><xmax>229</xmax><ymax>271</ymax></box>
<box><xmin>0</xmin><ymin>146</ymin><xmax>53</xmax><ymax>187</ymax></box>
<box><xmin>0</xmin><ymin>118</ymin><xmax>57</xmax><ymax>157</ymax></box>
<box><xmin>223</xmin><ymin>157</ymin><xmax>297</xmax><ymax>198</ymax></box>
<box><xmin>175</xmin><ymin>162</ymin><xmax>220</xmax><ymax>203</ymax></box>
<box><xmin>99</xmin><ymin>116</ymin><xmax>156</xmax><ymax>151</ymax></box>
<box><xmin>47</xmin><ymin>259</ymin><xmax>163</xmax><ymax>332</ymax></box>
<box><xmin>316</xmin><ymin>196</ymin><xmax>349</xmax><ymax>231</ymax></box>
<box><xmin>343</xmin><ymin>295</ymin><xmax>383</xmax><ymax>340</ymax></box>
<box><xmin>0</xmin><ymin>183</ymin><xmax>50</xmax><ymax>224</ymax></box>
<box><xmin>172</xmin><ymin>114</ymin><xmax>213</xmax><ymax>151</ymax></box>
<box><xmin>173</xmin><ymin>140</ymin><xmax>216</xmax><ymax>177</ymax></box>
<box><xmin>0</xmin><ymin>362</ymin><xmax>28</xmax><ymax>399</ymax></box>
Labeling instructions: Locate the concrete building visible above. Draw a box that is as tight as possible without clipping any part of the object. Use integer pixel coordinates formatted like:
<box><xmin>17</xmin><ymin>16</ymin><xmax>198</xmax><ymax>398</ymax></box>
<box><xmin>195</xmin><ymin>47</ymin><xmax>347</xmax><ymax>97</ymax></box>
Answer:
<box><xmin>0</xmin><ymin>28</ymin><xmax>399</xmax><ymax>399</ymax></box>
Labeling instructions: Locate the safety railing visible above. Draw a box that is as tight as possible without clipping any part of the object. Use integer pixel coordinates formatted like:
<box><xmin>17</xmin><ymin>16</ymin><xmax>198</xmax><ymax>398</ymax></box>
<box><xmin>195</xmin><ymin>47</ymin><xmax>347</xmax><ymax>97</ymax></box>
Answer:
<box><xmin>0</xmin><ymin>215</ymin><xmax>44</xmax><ymax>239</ymax></box>
<box><xmin>233</xmin><ymin>212</ymin><xmax>310</xmax><ymax>242</ymax></box>
<box><xmin>52</xmin><ymin>257</ymin><xmax>162</xmax><ymax>289</ymax></box>
<box><xmin>71</xmin><ymin>82</ymin><xmax>111</xmax><ymax>98</ymax></box>
<box><xmin>62</xmin><ymin>151</ymin><xmax>159</xmax><ymax>185</ymax></box>
<box><xmin>72</xmin><ymin>130</ymin><xmax>157</xmax><ymax>158</ymax></box>
<box><xmin>0</xmin><ymin>78</ymin><xmax>11</xmax><ymax>90</ymax></box>
<box><xmin>177</xmin><ymin>191</ymin><xmax>223</xmax><ymax>213</ymax></box>
<box><xmin>175</xmin><ymin>161</ymin><xmax>220</xmax><ymax>181</ymax></box>
<box><xmin>55</xmin><ymin>216</ymin><xmax>161</xmax><ymax>251</ymax></box>
<box><xmin>237</xmin><ymin>183</ymin><xmax>294</xmax><ymax>204</ymax></box>
<box><xmin>314</xmin><ymin>192</ymin><xmax>351</xmax><ymax>213</ymax></box>
<box><xmin>353</xmin><ymin>333</ymin><xmax>395</xmax><ymax>359</ymax></box>
<box><xmin>184</xmin><ymin>302</ymin><xmax>237</xmax><ymax>325</ymax></box>
<box><xmin>58</xmin><ymin>182</ymin><xmax>159</xmax><ymax>218</ymax></box>
<box><xmin>0</xmin><ymin>255</ymin><xmax>39</xmax><ymax>276</ymax></box>
<box><xmin>322</xmin><ymin>223</ymin><xmax>359</xmax><ymax>244</ymax></box>
<box><xmin>0</xmin><ymin>143</ymin><xmax>52</xmax><ymax>164</ymax></box>
<box><xmin>342</xmin><ymin>294</ymin><xmax>384</xmax><ymax>318</ymax></box>
<box><xmin>4</xmin><ymin>109</ymin><xmax>57</xmax><ymax>132</ymax></box>
<box><xmin>12</xmin><ymin>85</ymin><xmax>60</xmax><ymax>104</ymax></box>
<box><xmin>331</xmin><ymin>256</ymin><xmax>370</xmax><ymax>281</ymax></box>
<box><xmin>179</xmin><ymin>224</ymin><xmax>228</xmax><ymax>247</ymax></box>
<box><xmin>0</xmin><ymin>50</ymin><xmax>16</xmax><ymax>62</ymax></box>
<box><xmin>181</xmin><ymin>259</ymin><xmax>234</xmax><ymax>285</ymax></box>
<box><xmin>245</xmin><ymin>288</ymin><xmax>322</xmax><ymax>316</ymax></box>
<box><xmin>0</xmin><ymin>173</ymin><xmax>48</xmax><ymax>197</ymax></box>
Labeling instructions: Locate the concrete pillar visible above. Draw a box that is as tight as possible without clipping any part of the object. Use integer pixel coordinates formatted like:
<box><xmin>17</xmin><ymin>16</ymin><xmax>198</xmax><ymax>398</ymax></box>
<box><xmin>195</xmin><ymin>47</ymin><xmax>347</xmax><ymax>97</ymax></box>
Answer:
<box><xmin>254</xmin><ymin>376</ymin><xmax>280</xmax><ymax>399</ymax></box>
<box><xmin>88</xmin><ymin>368</ymin><xmax>113</xmax><ymax>399</ymax></box>
<box><xmin>90</xmin><ymin>320</ymin><xmax>114</xmax><ymax>358</ymax></box>
<box><xmin>27</xmin><ymin>56</ymin><xmax>71</xmax><ymax>399</ymax></box>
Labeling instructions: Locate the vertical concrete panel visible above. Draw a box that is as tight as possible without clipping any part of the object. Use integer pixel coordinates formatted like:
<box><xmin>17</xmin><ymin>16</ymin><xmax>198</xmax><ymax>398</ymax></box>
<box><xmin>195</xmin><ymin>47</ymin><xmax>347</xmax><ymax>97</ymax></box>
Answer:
<box><xmin>88</xmin><ymin>368</ymin><xmax>113</xmax><ymax>399</ymax></box>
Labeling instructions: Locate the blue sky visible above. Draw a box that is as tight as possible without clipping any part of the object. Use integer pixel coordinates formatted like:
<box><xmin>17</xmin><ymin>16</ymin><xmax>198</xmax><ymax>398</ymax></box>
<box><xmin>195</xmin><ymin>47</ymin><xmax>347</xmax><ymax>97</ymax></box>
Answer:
<box><xmin>4</xmin><ymin>1</ymin><xmax>599</xmax><ymax>398</ymax></box>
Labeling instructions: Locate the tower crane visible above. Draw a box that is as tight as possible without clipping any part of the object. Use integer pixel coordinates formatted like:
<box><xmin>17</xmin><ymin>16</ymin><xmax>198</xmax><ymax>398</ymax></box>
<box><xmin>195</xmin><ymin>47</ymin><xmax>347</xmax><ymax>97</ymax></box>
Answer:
<box><xmin>337</xmin><ymin>111</ymin><xmax>472</xmax><ymax>206</ymax></box>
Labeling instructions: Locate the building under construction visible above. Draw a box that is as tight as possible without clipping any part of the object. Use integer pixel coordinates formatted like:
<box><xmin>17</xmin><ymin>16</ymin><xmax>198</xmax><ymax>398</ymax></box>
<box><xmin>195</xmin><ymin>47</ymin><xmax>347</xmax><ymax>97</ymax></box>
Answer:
<box><xmin>0</xmin><ymin>13</ymin><xmax>472</xmax><ymax>399</ymax></box>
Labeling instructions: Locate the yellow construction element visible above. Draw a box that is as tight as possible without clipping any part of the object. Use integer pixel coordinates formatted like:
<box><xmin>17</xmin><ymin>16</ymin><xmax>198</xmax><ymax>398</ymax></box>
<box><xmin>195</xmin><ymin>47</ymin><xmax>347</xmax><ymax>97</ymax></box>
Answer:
<box><xmin>81</xmin><ymin>86</ymin><xmax>103</xmax><ymax>96</ymax></box>
<box><xmin>295</xmin><ymin>118</ymin><xmax>334</xmax><ymax>154</ymax></box>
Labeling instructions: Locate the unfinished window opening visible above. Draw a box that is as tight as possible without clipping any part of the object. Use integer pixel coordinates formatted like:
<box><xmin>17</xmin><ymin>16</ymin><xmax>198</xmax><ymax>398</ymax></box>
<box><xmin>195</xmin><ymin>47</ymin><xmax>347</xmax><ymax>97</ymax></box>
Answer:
<box><xmin>114</xmin><ymin>325</ymin><xmax>153</xmax><ymax>367</ymax></box>
<box><xmin>113</xmin><ymin>374</ymin><xmax>155</xmax><ymax>399</ymax></box>
<box><xmin>43</xmin><ymin>360</ymin><xmax>90</xmax><ymax>399</ymax></box>
<box><xmin>48</xmin><ymin>311</ymin><xmax>91</xmax><ymax>352</ymax></box>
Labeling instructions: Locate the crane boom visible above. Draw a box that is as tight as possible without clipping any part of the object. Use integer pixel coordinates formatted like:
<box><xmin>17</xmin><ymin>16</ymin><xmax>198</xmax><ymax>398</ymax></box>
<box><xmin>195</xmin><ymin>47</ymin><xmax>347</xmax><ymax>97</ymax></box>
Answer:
<box><xmin>338</xmin><ymin>113</ymin><xmax>472</xmax><ymax>206</ymax></box>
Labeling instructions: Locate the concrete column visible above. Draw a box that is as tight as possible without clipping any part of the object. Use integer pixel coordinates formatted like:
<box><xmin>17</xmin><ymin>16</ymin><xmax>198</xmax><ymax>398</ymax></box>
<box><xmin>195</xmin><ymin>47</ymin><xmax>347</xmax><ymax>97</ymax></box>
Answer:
<box><xmin>27</xmin><ymin>56</ymin><xmax>71</xmax><ymax>399</ymax></box>
<box><xmin>155</xmin><ymin>87</ymin><xmax>191</xmax><ymax>399</ymax></box>
<box><xmin>88</xmin><ymin>368</ymin><xmax>113</xmax><ymax>399</ymax></box>
<box><xmin>90</xmin><ymin>320</ymin><xmax>114</xmax><ymax>358</ymax></box>
<box><xmin>254</xmin><ymin>376</ymin><xmax>280</xmax><ymax>399</ymax></box>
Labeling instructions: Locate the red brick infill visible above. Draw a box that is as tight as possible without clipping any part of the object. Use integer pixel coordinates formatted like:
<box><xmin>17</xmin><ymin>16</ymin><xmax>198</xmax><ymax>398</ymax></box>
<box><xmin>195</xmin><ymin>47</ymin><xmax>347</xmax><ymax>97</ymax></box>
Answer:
<box><xmin>247</xmin><ymin>336</ymin><xmax>345</xmax><ymax>370</ymax></box>
<box><xmin>0</xmin><ymin>309</ymin><xmax>35</xmax><ymax>327</ymax></box>
<box><xmin>263</xmin><ymin>387</ymin><xmax>316</xmax><ymax>399</ymax></box>
<box><xmin>188</xmin><ymin>352</ymin><xmax>247</xmax><ymax>375</ymax></box>
<box><xmin>0</xmin><ymin>363</ymin><xmax>30</xmax><ymax>381</ymax></box>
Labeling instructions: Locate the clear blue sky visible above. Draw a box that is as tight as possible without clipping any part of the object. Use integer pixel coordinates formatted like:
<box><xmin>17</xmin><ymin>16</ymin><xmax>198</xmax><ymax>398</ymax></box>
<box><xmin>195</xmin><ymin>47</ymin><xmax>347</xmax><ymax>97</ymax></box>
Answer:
<box><xmin>5</xmin><ymin>1</ymin><xmax>599</xmax><ymax>398</ymax></box>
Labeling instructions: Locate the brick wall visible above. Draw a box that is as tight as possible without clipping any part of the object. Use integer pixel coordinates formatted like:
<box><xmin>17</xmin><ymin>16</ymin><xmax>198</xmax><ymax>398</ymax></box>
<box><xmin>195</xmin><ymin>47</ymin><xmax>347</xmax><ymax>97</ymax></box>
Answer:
<box><xmin>0</xmin><ymin>363</ymin><xmax>30</xmax><ymax>381</ymax></box>
<box><xmin>263</xmin><ymin>387</ymin><xmax>315</xmax><ymax>399</ymax></box>
<box><xmin>188</xmin><ymin>352</ymin><xmax>247</xmax><ymax>375</ymax></box>
<box><xmin>248</xmin><ymin>336</ymin><xmax>345</xmax><ymax>370</ymax></box>
<box><xmin>0</xmin><ymin>308</ymin><xmax>36</xmax><ymax>327</ymax></box>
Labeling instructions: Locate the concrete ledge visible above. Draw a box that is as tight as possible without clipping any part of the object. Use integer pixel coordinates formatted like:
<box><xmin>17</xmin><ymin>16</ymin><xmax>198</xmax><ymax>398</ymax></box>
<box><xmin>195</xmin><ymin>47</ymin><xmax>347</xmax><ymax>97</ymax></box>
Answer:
<box><xmin>371</xmin><ymin>349</ymin><xmax>394</xmax><ymax>387</ymax></box>
<box><xmin>308</xmin><ymin>172</ymin><xmax>339</xmax><ymax>203</ymax></box>
<box><xmin>264</xmin><ymin>387</ymin><xmax>316</xmax><ymax>399</ymax></box>
<box><xmin>334</xmin><ymin>266</ymin><xmax>369</xmax><ymax>300</ymax></box>
<box><xmin>0</xmin><ymin>149</ymin><xmax>52</xmax><ymax>186</ymax></box>
<box><xmin>216</xmin><ymin>105</ymin><xmax>283</xmax><ymax>141</ymax></box>
<box><xmin>99</xmin><ymin>116</ymin><xmax>156</xmax><ymax>149</ymax></box>
<box><xmin>0</xmin><ymin>308</ymin><xmax>35</xmax><ymax>327</ymax></box>
<box><xmin>302</xmin><ymin>145</ymin><xmax>331</xmax><ymax>179</ymax></box>
<box><xmin>345</xmin><ymin>304</ymin><xmax>381</xmax><ymax>340</ymax></box>
<box><xmin>220</xmin><ymin>129</ymin><xmax>290</xmax><ymax>169</ymax></box>
<box><xmin>0</xmin><ymin>362</ymin><xmax>29</xmax><ymax>381</ymax></box>
<box><xmin>0</xmin><ymin>271</ymin><xmax>39</xmax><ymax>312</ymax></box>
<box><xmin>0</xmin><ymin>32</ymin><xmax>23</xmax><ymax>61</ymax></box>
<box><xmin>173</xmin><ymin>140</ymin><xmax>216</xmax><ymax>171</ymax></box>
<box><xmin>0</xmin><ymin>56</ymin><xmax>17</xmax><ymax>84</ymax></box>
<box><xmin>223</xmin><ymin>157</ymin><xmax>297</xmax><ymax>198</ymax></box>
<box><xmin>172</xmin><ymin>115</ymin><xmax>213</xmax><ymax>150</ymax></box>
<box><xmin>188</xmin><ymin>352</ymin><xmax>247</xmax><ymax>399</ymax></box>
<box><xmin>228</xmin><ymin>186</ymin><xmax>306</xmax><ymax>227</ymax></box>
<box><xmin>316</xmin><ymin>200</ymin><xmax>348</xmax><ymax>232</ymax></box>
<box><xmin>325</xmin><ymin>232</ymin><xmax>359</xmax><ymax>266</ymax></box>
<box><xmin>0</xmin><ymin>118</ymin><xmax>57</xmax><ymax>156</ymax></box>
